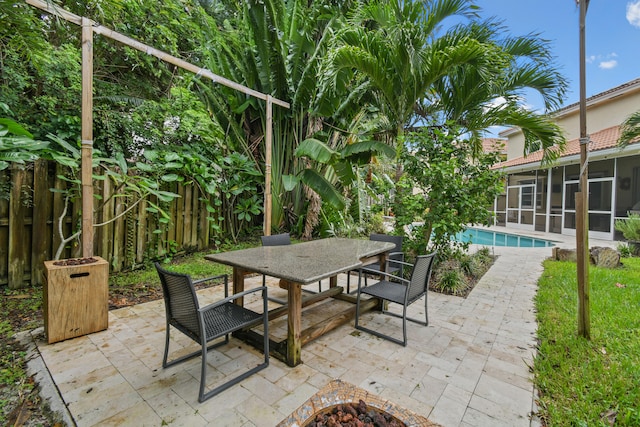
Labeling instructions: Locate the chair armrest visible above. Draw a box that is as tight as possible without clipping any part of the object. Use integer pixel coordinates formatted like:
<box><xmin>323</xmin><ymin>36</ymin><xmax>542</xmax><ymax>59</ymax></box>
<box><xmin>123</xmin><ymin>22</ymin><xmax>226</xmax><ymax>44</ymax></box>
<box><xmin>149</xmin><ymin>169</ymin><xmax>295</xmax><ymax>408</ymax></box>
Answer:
<box><xmin>386</xmin><ymin>259</ymin><xmax>412</xmax><ymax>268</ymax></box>
<box><xmin>360</xmin><ymin>271</ymin><xmax>410</xmax><ymax>286</ymax></box>
<box><xmin>192</xmin><ymin>274</ymin><xmax>228</xmax><ymax>286</ymax></box>
<box><xmin>193</xmin><ymin>274</ymin><xmax>228</xmax><ymax>298</ymax></box>
<box><xmin>360</xmin><ymin>258</ymin><xmax>410</xmax><ymax>273</ymax></box>
<box><xmin>199</xmin><ymin>286</ymin><xmax>268</xmax><ymax>313</ymax></box>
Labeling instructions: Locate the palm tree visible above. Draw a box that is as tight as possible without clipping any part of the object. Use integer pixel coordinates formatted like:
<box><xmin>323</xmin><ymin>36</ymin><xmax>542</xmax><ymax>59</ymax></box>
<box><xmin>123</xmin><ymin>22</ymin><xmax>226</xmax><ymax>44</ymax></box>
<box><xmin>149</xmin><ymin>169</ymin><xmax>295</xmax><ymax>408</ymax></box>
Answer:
<box><xmin>426</xmin><ymin>17</ymin><xmax>567</xmax><ymax>162</ymax></box>
<box><xmin>328</xmin><ymin>0</ymin><xmax>567</xmax><ymax>169</ymax></box>
<box><xmin>619</xmin><ymin>110</ymin><xmax>640</xmax><ymax>146</ymax></box>
<box><xmin>327</xmin><ymin>1</ymin><xmax>487</xmax><ymax>174</ymax></box>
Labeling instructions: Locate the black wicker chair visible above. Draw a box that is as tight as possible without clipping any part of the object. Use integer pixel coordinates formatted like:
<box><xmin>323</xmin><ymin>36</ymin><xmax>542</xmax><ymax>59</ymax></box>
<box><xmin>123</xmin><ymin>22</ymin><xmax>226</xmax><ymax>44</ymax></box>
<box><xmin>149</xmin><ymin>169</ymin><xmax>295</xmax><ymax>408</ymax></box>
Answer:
<box><xmin>155</xmin><ymin>263</ymin><xmax>269</xmax><ymax>402</ymax></box>
<box><xmin>261</xmin><ymin>233</ymin><xmax>322</xmax><ymax>293</ymax></box>
<box><xmin>346</xmin><ymin>233</ymin><xmax>405</xmax><ymax>293</ymax></box>
<box><xmin>355</xmin><ymin>252</ymin><xmax>436</xmax><ymax>346</ymax></box>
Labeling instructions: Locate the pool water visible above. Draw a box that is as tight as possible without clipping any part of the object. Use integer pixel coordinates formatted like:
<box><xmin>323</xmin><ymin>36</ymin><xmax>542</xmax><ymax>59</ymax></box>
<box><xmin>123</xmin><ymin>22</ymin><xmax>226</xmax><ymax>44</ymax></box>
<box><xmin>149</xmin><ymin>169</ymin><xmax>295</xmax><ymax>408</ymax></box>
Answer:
<box><xmin>454</xmin><ymin>228</ymin><xmax>556</xmax><ymax>247</ymax></box>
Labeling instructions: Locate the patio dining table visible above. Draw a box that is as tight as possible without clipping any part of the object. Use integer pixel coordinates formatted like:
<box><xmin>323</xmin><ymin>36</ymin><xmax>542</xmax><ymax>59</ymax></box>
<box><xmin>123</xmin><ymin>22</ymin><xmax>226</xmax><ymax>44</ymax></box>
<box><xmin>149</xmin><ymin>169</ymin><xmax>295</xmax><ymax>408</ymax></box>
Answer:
<box><xmin>205</xmin><ymin>238</ymin><xmax>394</xmax><ymax>366</ymax></box>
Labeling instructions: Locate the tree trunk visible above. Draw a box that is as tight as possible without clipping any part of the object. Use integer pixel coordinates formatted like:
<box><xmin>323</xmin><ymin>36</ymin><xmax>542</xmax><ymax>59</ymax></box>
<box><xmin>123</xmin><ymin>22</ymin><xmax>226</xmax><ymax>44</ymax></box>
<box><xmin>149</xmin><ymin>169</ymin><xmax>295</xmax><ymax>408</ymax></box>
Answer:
<box><xmin>302</xmin><ymin>185</ymin><xmax>321</xmax><ymax>240</ymax></box>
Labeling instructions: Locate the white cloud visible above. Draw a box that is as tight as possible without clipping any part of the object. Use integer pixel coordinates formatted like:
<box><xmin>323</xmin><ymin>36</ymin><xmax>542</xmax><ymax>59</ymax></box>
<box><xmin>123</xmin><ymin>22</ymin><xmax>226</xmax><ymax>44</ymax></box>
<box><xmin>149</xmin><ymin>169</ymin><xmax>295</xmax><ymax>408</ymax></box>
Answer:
<box><xmin>488</xmin><ymin>96</ymin><xmax>507</xmax><ymax>109</ymax></box>
<box><xmin>586</xmin><ymin>53</ymin><xmax>619</xmax><ymax>69</ymax></box>
<box><xmin>599</xmin><ymin>60</ymin><xmax>618</xmax><ymax>69</ymax></box>
<box><xmin>627</xmin><ymin>1</ymin><xmax>640</xmax><ymax>27</ymax></box>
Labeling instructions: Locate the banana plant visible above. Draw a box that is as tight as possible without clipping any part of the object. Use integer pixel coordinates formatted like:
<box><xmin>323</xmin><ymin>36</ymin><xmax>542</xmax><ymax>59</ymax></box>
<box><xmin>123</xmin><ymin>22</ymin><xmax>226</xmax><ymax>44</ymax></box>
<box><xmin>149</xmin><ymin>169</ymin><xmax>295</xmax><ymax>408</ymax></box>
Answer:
<box><xmin>196</xmin><ymin>0</ymin><xmax>354</xmax><ymax>231</ymax></box>
<box><xmin>283</xmin><ymin>137</ymin><xmax>395</xmax><ymax>210</ymax></box>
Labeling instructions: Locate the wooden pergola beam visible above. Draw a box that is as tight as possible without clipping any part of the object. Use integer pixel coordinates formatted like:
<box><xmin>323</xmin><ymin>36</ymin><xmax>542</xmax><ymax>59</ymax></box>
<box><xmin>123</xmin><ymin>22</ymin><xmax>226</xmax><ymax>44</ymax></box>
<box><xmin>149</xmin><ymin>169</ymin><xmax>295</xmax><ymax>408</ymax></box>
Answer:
<box><xmin>26</xmin><ymin>0</ymin><xmax>289</xmax><ymax>254</ymax></box>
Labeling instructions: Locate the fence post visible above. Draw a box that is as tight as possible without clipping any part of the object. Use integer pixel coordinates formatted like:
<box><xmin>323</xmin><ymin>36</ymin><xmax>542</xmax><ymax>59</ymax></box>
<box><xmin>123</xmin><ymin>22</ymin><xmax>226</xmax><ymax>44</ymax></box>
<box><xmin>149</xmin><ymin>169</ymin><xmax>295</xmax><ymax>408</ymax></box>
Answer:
<box><xmin>8</xmin><ymin>164</ymin><xmax>27</xmax><ymax>289</ymax></box>
<box><xmin>31</xmin><ymin>159</ymin><xmax>50</xmax><ymax>285</ymax></box>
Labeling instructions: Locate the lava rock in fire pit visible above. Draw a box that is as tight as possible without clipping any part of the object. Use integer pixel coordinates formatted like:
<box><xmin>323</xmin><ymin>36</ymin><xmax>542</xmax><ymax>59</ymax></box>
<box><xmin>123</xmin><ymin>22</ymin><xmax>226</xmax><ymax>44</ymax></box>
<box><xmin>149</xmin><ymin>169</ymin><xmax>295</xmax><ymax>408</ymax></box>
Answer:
<box><xmin>52</xmin><ymin>257</ymin><xmax>99</xmax><ymax>266</ymax></box>
<box><xmin>305</xmin><ymin>399</ymin><xmax>406</xmax><ymax>427</ymax></box>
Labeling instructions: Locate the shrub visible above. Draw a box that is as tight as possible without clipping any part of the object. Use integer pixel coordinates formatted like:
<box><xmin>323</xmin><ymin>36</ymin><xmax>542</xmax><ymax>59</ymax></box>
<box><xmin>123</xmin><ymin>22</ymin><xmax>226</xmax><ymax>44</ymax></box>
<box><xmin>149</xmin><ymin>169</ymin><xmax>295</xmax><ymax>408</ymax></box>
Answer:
<box><xmin>430</xmin><ymin>248</ymin><xmax>494</xmax><ymax>297</ymax></box>
<box><xmin>615</xmin><ymin>213</ymin><xmax>640</xmax><ymax>241</ymax></box>
<box><xmin>617</xmin><ymin>243</ymin><xmax>632</xmax><ymax>258</ymax></box>
<box><xmin>432</xmin><ymin>259</ymin><xmax>469</xmax><ymax>295</ymax></box>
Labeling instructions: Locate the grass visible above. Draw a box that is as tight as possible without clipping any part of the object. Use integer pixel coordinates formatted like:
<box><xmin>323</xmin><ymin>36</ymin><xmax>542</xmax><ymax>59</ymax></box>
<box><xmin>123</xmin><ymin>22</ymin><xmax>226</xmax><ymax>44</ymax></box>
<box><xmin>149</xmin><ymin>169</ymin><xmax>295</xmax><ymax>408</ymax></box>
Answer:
<box><xmin>534</xmin><ymin>257</ymin><xmax>640</xmax><ymax>426</ymax></box>
<box><xmin>111</xmin><ymin>250</ymin><xmax>234</xmax><ymax>287</ymax></box>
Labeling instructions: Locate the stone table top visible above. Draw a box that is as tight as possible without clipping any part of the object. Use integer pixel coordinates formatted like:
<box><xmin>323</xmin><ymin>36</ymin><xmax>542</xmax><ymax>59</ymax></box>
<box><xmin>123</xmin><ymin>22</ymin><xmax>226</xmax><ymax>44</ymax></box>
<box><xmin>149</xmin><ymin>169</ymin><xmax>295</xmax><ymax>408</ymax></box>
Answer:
<box><xmin>205</xmin><ymin>238</ymin><xmax>395</xmax><ymax>284</ymax></box>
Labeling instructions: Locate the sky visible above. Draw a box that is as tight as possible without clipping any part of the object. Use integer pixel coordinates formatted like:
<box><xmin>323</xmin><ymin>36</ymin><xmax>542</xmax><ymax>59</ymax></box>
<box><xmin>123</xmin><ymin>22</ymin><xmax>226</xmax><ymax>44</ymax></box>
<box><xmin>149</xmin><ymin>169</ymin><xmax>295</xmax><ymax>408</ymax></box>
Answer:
<box><xmin>476</xmin><ymin>1</ymin><xmax>640</xmax><ymax>113</ymax></box>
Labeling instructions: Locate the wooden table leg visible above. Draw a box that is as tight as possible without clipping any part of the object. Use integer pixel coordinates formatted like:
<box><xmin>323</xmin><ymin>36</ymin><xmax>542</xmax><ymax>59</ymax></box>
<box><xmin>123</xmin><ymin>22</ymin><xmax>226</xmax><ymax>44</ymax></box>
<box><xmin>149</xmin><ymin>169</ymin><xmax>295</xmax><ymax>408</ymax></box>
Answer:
<box><xmin>378</xmin><ymin>252</ymin><xmax>388</xmax><ymax>276</ymax></box>
<box><xmin>232</xmin><ymin>267</ymin><xmax>246</xmax><ymax>306</ymax></box>
<box><xmin>284</xmin><ymin>280</ymin><xmax>302</xmax><ymax>366</ymax></box>
<box><xmin>329</xmin><ymin>275</ymin><xmax>338</xmax><ymax>288</ymax></box>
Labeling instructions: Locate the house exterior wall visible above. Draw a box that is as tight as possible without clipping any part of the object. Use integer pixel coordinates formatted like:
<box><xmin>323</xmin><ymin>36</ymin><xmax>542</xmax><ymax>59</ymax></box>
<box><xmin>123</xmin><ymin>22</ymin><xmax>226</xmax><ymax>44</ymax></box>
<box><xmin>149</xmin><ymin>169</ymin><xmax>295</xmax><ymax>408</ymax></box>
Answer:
<box><xmin>555</xmin><ymin>90</ymin><xmax>640</xmax><ymax>142</ymax></box>
<box><xmin>503</xmin><ymin>81</ymin><xmax>640</xmax><ymax>161</ymax></box>
<box><xmin>494</xmin><ymin>79</ymin><xmax>640</xmax><ymax>241</ymax></box>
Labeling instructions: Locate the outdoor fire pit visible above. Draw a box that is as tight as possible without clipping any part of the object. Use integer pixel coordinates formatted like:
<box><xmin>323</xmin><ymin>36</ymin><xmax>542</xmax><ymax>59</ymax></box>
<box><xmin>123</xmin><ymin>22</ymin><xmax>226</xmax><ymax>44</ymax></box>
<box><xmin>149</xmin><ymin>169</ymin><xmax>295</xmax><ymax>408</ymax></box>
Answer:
<box><xmin>43</xmin><ymin>256</ymin><xmax>109</xmax><ymax>343</ymax></box>
<box><xmin>277</xmin><ymin>380</ymin><xmax>440</xmax><ymax>427</ymax></box>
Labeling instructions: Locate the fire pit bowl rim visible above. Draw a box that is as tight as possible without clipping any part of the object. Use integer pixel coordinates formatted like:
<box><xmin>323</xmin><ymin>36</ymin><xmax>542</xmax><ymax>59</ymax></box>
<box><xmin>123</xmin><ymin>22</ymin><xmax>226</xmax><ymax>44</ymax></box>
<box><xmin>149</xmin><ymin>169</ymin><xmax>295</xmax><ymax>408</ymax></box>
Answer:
<box><xmin>276</xmin><ymin>379</ymin><xmax>440</xmax><ymax>427</ymax></box>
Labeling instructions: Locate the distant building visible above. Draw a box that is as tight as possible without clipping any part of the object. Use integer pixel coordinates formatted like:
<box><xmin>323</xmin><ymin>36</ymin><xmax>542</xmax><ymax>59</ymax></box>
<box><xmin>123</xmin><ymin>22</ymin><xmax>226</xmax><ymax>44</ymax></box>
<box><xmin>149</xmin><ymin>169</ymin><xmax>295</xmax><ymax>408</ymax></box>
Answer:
<box><xmin>481</xmin><ymin>138</ymin><xmax>508</xmax><ymax>161</ymax></box>
<box><xmin>491</xmin><ymin>78</ymin><xmax>640</xmax><ymax>241</ymax></box>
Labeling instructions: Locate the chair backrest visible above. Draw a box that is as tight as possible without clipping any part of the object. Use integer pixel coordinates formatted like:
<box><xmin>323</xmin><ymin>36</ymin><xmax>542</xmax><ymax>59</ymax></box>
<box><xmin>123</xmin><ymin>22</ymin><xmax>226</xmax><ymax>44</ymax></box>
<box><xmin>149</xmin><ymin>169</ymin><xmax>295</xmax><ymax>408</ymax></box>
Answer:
<box><xmin>155</xmin><ymin>263</ymin><xmax>202</xmax><ymax>341</ymax></box>
<box><xmin>370</xmin><ymin>233</ymin><xmax>403</xmax><ymax>260</ymax></box>
<box><xmin>261</xmin><ymin>232</ymin><xmax>291</xmax><ymax>246</ymax></box>
<box><xmin>407</xmin><ymin>252</ymin><xmax>437</xmax><ymax>303</ymax></box>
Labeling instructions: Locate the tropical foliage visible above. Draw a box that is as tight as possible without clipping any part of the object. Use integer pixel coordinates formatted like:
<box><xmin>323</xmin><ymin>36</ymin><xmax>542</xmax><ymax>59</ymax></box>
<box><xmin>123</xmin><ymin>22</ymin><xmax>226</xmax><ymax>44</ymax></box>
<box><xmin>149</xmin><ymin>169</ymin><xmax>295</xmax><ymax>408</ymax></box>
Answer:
<box><xmin>0</xmin><ymin>106</ymin><xmax>50</xmax><ymax>171</ymax></box>
<box><xmin>1</xmin><ymin>0</ymin><xmax>567</xmax><ymax>253</ymax></box>
<box><xmin>195</xmin><ymin>0</ymin><xmax>395</xmax><ymax>235</ymax></box>
<box><xmin>393</xmin><ymin>125</ymin><xmax>504</xmax><ymax>254</ymax></box>
<box><xmin>327</xmin><ymin>0</ymin><xmax>567</xmax><ymax>167</ymax></box>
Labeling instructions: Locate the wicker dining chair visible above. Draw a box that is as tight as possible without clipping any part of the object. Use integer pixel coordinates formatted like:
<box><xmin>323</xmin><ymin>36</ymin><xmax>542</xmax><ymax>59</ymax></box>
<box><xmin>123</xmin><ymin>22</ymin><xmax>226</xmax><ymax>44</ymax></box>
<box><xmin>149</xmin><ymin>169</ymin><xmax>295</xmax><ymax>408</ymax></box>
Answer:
<box><xmin>155</xmin><ymin>263</ymin><xmax>269</xmax><ymax>402</ymax></box>
<box><xmin>355</xmin><ymin>252</ymin><xmax>436</xmax><ymax>346</ymax></box>
<box><xmin>346</xmin><ymin>233</ymin><xmax>405</xmax><ymax>293</ymax></box>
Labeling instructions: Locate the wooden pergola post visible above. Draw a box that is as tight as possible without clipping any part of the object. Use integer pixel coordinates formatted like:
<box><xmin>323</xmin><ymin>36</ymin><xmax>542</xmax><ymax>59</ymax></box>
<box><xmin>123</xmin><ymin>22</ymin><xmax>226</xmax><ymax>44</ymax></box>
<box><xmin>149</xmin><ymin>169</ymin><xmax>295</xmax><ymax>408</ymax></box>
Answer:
<box><xmin>264</xmin><ymin>96</ymin><xmax>273</xmax><ymax>236</ymax></box>
<box><xmin>81</xmin><ymin>17</ymin><xmax>94</xmax><ymax>257</ymax></box>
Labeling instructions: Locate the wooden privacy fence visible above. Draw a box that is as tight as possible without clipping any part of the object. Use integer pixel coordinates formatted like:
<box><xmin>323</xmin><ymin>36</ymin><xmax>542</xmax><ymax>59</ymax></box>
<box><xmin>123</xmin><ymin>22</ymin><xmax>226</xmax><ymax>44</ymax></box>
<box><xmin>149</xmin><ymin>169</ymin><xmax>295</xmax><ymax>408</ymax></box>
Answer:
<box><xmin>1</xmin><ymin>160</ymin><xmax>212</xmax><ymax>289</ymax></box>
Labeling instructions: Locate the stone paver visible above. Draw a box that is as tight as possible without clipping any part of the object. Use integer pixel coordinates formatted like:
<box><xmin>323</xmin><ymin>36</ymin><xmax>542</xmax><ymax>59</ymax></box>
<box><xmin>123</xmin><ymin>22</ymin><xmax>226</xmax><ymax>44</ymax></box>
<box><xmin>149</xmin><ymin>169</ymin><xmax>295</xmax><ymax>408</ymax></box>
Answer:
<box><xmin>24</xmin><ymin>230</ymin><xmax>616</xmax><ymax>426</ymax></box>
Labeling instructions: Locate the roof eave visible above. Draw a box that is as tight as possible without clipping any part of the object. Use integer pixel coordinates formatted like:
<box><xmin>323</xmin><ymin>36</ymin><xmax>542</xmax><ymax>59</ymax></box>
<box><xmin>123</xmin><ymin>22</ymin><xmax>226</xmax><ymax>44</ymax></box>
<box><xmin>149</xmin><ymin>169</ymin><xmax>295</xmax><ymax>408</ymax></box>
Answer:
<box><xmin>497</xmin><ymin>143</ymin><xmax>640</xmax><ymax>174</ymax></box>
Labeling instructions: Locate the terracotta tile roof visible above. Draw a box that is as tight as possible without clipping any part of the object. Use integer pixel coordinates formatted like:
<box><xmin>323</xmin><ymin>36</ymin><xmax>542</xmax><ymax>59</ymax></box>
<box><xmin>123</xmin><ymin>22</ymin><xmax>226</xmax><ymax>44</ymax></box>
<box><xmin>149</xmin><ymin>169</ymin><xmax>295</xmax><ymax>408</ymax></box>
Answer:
<box><xmin>494</xmin><ymin>125</ymin><xmax>636</xmax><ymax>169</ymax></box>
<box><xmin>482</xmin><ymin>138</ymin><xmax>507</xmax><ymax>154</ymax></box>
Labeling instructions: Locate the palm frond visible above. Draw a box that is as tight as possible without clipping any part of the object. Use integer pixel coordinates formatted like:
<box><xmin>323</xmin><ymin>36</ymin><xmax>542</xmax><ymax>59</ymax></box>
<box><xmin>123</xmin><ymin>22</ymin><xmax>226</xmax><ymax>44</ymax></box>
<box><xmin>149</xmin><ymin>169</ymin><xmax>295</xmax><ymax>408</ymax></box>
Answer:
<box><xmin>618</xmin><ymin>110</ymin><xmax>640</xmax><ymax>147</ymax></box>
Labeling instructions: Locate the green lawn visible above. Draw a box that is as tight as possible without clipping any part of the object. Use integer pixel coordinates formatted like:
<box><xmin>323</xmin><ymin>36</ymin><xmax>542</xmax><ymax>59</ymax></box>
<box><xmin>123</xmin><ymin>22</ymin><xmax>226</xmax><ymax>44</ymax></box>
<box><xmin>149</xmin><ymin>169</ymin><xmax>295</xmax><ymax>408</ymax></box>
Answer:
<box><xmin>534</xmin><ymin>257</ymin><xmax>640</xmax><ymax>426</ymax></box>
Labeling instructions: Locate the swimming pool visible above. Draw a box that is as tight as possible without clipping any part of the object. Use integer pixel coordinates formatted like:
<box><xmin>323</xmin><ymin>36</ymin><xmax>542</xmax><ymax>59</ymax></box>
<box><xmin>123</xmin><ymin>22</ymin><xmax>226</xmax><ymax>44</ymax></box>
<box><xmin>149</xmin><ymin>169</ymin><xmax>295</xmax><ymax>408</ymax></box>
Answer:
<box><xmin>454</xmin><ymin>228</ymin><xmax>556</xmax><ymax>247</ymax></box>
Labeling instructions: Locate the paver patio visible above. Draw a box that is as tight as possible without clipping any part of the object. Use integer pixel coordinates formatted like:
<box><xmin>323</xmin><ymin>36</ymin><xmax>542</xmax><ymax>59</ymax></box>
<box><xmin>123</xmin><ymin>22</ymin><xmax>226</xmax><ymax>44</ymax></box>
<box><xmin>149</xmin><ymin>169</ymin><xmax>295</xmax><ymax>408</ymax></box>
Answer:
<box><xmin>20</xmin><ymin>231</ymin><xmax>614</xmax><ymax>426</ymax></box>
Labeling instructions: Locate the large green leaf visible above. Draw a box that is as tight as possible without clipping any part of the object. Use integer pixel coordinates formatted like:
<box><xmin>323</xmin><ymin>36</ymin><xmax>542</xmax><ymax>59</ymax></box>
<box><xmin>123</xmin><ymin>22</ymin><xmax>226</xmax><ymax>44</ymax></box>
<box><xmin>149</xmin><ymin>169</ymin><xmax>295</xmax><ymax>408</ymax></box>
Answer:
<box><xmin>0</xmin><ymin>118</ymin><xmax>33</xmax><ymax>138</ymax></box>
<box><xmin>47</xmin><ymin>134</ymin><xmax>80</xmax><ymax>158</ymax></box>
<box><xmin>295</xmin><ymin>138</ymin><xmax>338</xmax><ymax>164</ymax></box>
<box><xmin>332</xmin><ymin>161</ymin><xmax>357</xmax><ymax>186</ymax></box>
<box><xmin>135</xmin><ymin>161</ymin><xmax>154</xmax><ymax>172</ymax></box>
<box><xmin>341</xmin><ymin>140</ymin><xmax>395</xmax><ymax>159</ymax></box>
<box><xmin>299</xmin><ymin>169</ymin><xmax>345</xmax><ymax>210</ymax></box>
<box><xmin>161</xmin><ymin>173</ymin><xmax>181</xmax><ymax>182</ymax></box>
<box><xmin>282</xmin><ymin>174</ymin><xmax>301</xmax><ymax>191</ymax></box>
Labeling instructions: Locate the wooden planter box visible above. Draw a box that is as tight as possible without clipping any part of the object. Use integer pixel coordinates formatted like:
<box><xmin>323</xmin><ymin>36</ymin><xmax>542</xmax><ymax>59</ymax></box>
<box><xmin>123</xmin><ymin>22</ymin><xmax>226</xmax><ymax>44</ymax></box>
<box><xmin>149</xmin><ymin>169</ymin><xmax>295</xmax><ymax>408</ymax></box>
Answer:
<box><xmin>43</xmin><ymin>256</ymin><xmax>109</xmax><ymax>344</ymax></box>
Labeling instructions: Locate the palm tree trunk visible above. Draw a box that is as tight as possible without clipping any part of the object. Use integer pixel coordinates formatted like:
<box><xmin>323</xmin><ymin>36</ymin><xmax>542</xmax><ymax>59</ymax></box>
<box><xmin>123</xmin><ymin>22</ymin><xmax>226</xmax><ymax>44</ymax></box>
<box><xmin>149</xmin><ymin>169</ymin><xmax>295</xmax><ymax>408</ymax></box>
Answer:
<box><xmin>302</xmin><ymin>185</ymin><xmax>321</xmax><ymax>240</ymax></box>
